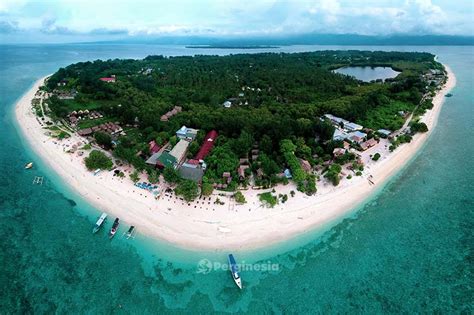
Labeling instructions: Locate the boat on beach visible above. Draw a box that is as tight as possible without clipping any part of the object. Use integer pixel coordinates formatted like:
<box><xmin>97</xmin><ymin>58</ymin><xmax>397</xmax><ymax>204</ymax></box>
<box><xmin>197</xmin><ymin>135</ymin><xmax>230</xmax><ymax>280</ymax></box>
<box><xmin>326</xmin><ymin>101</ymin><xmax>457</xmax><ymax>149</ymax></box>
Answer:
<box><xmin>228</xmin><ymin>254</ymin><xmax>242</xmax><ymax>289</ymax></box>
<box><xmin>92</xmin><ymin>212</ymin><xmax>107</xmax><ymax>233</ymax></box>
<box><xmin>109</xmin><ymin>218</ymin><xmax>120</xmax><ymax>239</ymax></box>
<box><xmin>125</xmin><ymin>226</ymin><xmax>136</xmax><ymax>239</ymax></box>
<box><xmin>24</xmin><ymin>162</ymin><xmax>33</xmax><ymax>169</ymax></box>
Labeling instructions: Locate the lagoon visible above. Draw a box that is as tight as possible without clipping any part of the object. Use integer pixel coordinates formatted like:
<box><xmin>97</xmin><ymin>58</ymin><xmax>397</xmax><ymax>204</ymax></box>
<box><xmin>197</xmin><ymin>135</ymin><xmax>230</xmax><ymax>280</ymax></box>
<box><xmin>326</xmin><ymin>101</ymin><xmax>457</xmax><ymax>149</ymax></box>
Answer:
<box><xmin>334</xmin><ymin>65</ymin><xmax>401</xmax><ymax>82</ymax></box>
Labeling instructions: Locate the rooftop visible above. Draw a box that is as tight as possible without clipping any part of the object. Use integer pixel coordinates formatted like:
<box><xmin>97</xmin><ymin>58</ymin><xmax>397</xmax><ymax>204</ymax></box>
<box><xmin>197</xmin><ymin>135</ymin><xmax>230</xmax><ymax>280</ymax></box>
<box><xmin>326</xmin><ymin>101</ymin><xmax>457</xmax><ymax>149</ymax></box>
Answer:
<box><xmin>169</xmin><ymin>139</ymin><xmax>190</xmax><ymax>161</ymax></box>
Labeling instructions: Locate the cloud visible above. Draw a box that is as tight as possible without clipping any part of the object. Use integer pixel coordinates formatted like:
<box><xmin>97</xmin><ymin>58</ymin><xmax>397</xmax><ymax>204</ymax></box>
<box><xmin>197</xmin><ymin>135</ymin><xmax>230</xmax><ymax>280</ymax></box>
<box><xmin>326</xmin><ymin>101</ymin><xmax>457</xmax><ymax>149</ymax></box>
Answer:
<box><xmin>0</xmin><ymin>0</ymin><xmax>472</xmax><ymax>43</ymax></box>
<box><xmin>0</xmin><ymin>0</ymin><xmax>26</xmax><ymax>13</ymax></box>
<box><xmin>0</xmin><ymin>20</ymin><xmax>19</xmax><ymax>33</ymax></box>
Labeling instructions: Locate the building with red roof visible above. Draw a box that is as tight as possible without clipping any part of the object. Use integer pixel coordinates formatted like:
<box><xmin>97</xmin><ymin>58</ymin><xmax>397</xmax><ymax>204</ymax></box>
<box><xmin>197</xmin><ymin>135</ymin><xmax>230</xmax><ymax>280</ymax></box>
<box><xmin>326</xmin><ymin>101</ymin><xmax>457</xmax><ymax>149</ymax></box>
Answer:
<box><xmin>195</xmin><ymin>130</ymin><xmax>218</xmax><ymax>161</ymax></box>
<box><xmin>99</xmin><ymin>77</ymin><xmax>116</xmax><ymax>83</ymax></box>
<box><xmin>148</xmin><ymin>140</ymin><xmax>161</xmax><ymax>154</ymax></box>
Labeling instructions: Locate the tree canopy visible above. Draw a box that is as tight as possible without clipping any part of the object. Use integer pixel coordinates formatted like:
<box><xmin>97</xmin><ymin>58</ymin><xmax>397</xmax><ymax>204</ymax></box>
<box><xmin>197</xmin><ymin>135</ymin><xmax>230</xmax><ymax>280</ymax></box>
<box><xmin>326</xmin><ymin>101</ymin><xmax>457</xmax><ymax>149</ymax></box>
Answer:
<box><xmin>84</xmin><ymin>150</ymin><xmax>113</xmax><ymax>171</ymax></box>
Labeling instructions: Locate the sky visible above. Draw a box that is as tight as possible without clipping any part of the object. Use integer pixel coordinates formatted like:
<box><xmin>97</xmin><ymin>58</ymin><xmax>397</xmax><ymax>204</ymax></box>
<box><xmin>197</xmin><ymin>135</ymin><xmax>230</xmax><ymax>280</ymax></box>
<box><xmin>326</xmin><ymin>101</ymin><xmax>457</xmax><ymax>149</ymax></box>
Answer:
<box><xmin>0</xmin><ymin>0</ymin><xmax>473</xmax><ymax>43</ymax></box>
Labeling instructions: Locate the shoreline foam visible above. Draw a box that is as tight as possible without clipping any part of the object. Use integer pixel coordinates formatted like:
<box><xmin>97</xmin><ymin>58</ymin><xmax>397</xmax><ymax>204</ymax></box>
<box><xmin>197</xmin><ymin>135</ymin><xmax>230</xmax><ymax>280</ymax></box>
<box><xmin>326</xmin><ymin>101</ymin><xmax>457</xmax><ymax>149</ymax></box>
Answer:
<box><xmin>14</xmin><ymin>66</ymin><xmax>456</xmax><ymax>251</ymax></box>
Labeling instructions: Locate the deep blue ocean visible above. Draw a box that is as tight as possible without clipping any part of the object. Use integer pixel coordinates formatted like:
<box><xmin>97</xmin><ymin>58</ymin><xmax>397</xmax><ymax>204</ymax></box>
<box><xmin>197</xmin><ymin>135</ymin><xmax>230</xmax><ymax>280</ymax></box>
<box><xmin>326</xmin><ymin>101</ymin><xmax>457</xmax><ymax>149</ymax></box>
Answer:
<box><xmin>0</xmin><ymin>44</ymin><xmax>472</xmax><ymax>313</ymax></box>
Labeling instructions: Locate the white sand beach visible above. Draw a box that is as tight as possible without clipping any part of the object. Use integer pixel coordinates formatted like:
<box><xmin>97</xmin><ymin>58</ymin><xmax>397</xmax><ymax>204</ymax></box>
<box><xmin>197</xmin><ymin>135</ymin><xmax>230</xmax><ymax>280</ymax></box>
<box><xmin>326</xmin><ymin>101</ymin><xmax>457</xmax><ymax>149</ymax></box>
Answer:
<box><xmin>15</xmin><ymin>66</ymin><xmax>456</xmax><ymax>251</ymax></box>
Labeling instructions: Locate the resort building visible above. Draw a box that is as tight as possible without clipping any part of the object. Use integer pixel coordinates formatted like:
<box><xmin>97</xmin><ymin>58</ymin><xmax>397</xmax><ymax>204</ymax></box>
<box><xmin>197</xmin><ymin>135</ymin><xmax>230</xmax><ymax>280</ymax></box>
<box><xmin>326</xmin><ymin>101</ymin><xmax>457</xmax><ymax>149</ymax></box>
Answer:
<box><xmin>377</xmin><ymin>129</ymin><xmax>392</xmax><ymax>138</ymax></box>
<box><xmin>99</xmin><ymin>77</ymin><xmax>116</xmax><ymax>83</ymax></box>
<box><xmin>360</xmin><ymin>138</ymin><xmax>378</xmax><ymax>151</ymax></box>
<box><xmin>168</xmin><ymin>139</ymin><xmax>189</xmax><ymax>164</ymax></box>
<box><xmin>146</xmin><ymin>139</ymin><xmax>190</xmax><ymax>169</ymax></box>
<box><xmin>176</xmin><ymin>126</ymin><xmax>198</xmax><ymax>141</ymax></box>
<box><xmin>195</xmin><ymin>130</ymin><xmax>218</xmax><ymax>160</ymax></box>
<box><xmin>333</xmin><ymin>129</ymin><xmax>348</xmax><ymax>141</ymax></box>
<box><xmin>145</xmin><ymin>152</ymin><xmax>164</xmax><ymax>167</ymax></box>
<box><xmin>344</xmin><ymin>122</ymin><xmax>363</xmax><ymax>131</ymax></box>
<box><xmin>148</xmin><ymin>140</ymin><xmax>161</xmax><ymax>154</ymax></box>
<box><xmin>324</xmin><ymin>113</ymin><xmax>365</xmax><ymax>135</ymax></box>
<box><xmin>77</xmin><ymin>122</ymin><xmax>122</xmax><ymax>137</ymax></box>
<box><xmin>160</xmin><ymin>106</ymin><xmax>182</xmax><ymax>121</ymax></box>
<box><xmin>179</xmin><ymin>162</ymin><xmax>205</xmax><ymax>182</ymax></box>
<box><xmin>348</xmin><ymin>131</ymin><xmax>367</xmax><ymax>144</ymax></box>
<box><xmin>177</xmin><ymin>130</ymin><xmax>218</xmax><ymax>182</ymax></box>
<box><xmin>324</xmin><ymin>114</ymin><xmax>349</xmax><ymax>126</ymax></box>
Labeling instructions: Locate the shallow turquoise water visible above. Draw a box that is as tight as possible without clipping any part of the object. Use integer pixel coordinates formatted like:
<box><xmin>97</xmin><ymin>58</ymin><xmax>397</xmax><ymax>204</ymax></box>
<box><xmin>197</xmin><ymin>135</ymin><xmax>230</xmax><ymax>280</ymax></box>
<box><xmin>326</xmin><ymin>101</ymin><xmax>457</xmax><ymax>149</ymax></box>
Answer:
<box><xmin>0</xmin><ymin>44</ymin><xmax>472</xmax><ymax>313</ymax></box>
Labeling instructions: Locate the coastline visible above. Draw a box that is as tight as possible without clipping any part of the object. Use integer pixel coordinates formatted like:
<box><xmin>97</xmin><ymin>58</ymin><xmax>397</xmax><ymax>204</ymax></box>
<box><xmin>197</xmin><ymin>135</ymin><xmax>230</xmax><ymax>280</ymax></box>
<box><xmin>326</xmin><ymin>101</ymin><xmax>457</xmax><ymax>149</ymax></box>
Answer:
<box><xmin>14</xmin><ymin>66</ymin><xmax>456</xmax><ymax>251</ymax></box>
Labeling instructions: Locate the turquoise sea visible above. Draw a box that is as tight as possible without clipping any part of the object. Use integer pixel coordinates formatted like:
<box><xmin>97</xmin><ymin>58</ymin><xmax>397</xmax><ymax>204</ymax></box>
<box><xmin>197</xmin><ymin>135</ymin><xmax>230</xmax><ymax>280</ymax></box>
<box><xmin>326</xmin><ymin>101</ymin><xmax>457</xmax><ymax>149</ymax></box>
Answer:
<box><xmin>0</xmin><ymin>44</ymin><xmax>472</xmax><ymax>313</ymax></box>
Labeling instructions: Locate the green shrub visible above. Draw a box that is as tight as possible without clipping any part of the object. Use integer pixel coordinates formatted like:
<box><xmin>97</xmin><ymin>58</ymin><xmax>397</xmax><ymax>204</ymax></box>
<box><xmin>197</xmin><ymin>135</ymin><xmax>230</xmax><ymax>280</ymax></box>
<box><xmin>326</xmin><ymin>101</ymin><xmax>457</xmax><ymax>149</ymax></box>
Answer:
<box><xmin>130</xmin><ymin>170</ymin><xmax>140</xmax><ymax>183</ymax></box>
<box><xmin>234</xmin><ymin>191</ymin><xmax>246</xmax><ymax>204</ymax></box>
<box><xmin>259</xmin><ymin>192</ymin><xmax>278</xmax><ymax>208</ymax></box>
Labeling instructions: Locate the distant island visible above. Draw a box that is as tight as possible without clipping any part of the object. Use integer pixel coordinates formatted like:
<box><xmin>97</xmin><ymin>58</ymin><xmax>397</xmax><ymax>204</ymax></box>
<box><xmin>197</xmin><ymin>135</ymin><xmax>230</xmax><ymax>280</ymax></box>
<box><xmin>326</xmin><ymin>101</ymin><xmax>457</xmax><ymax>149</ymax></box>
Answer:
<box><xmin>185</xmin><ymin>45</ymin><xmax>280</xmax><ymax>49</ymax></box>
<box><xmin>15</xmin><ymin>50</ymin><xmax>455</xmax><ymax>250</ymax></box>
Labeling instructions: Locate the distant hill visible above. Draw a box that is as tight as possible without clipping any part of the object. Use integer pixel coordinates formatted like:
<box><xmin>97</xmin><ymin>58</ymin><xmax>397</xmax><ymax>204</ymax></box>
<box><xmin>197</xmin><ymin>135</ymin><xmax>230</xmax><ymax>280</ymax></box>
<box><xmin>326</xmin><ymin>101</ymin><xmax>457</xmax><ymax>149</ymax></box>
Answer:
<box><xmin>91</xmin><ymin>33</ymin><xmax>474</xmax><ymax>46</ymax></box>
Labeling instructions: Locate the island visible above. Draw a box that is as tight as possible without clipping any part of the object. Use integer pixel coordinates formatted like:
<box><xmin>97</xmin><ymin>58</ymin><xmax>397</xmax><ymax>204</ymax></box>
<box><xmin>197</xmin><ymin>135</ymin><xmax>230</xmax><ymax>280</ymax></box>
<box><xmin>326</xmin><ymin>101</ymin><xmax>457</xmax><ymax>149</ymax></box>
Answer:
<box><xmin>15</xmin><ymin>50</ymin><xmax>455</xmax><ymax>250</ymax></box>
<box><xmin>185</xmin><ymin>45</ymin><xmax>280</xmax><ymax>49</ymax></box>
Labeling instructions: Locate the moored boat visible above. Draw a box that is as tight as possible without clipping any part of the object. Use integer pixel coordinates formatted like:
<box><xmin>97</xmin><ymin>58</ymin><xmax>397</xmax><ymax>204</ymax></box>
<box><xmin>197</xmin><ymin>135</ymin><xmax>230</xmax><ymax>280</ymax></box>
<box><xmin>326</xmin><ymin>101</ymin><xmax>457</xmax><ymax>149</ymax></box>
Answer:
<box><xmin>25</xmin><ymin>162</ymin><xmax>33</xmax><ymax>169</ymax></box>
<box><xmin>228</xmin><ymin>254</ymin><xmax>242</xmax><ymax>289</ymax></box>
<box><xmin>109</xmin><ymin>218</ymin><xmax>120</xmax><ymax>239</ymax></box>
<box><xmin>92</xmin><ymin>212</ymin><xmax>107</xmax><ymax>233</ymax></box>
<box><xmin>125</xmin><ymin>226</ymin><xmax>135</xmax><ymax>239</ymax></box>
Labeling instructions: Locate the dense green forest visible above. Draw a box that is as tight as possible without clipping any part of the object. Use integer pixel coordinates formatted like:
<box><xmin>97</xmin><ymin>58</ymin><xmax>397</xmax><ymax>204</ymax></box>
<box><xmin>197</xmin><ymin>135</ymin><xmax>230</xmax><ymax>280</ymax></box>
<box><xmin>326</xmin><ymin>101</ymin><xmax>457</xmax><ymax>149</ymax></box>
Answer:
<box><xmin>44</xmin><ymin>50</ymin><xmax>443</xmax><ymax>194</ymax></box>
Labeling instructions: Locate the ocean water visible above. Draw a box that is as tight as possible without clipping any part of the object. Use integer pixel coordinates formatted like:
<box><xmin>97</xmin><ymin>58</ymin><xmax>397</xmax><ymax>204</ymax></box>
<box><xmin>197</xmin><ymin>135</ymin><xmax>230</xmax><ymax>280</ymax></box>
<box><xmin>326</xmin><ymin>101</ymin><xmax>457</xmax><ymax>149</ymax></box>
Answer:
<box><xmin>0</xmin><ymin>44</ymin><xmax>472</xmax><ymax>313</ymax></box>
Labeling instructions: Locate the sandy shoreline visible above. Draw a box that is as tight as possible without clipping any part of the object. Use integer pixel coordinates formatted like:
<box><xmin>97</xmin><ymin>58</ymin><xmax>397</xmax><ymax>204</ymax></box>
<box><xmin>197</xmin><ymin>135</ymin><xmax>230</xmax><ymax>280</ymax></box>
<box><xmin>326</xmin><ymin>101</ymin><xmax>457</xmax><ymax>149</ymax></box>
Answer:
<box><xmin>14</xmin><ymin>66</ymin><xmax>456</xmax><ymax>251</ymax></box>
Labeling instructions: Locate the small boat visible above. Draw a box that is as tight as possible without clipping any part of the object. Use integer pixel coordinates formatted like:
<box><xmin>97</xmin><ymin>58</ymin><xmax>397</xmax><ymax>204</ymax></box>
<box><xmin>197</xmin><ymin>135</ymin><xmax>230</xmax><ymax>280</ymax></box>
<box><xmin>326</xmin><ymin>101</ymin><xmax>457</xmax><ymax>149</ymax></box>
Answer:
<box><xmin>109</xmin><ymin>218</ymin><xmax>120</xmax><ymax>239</ymax></box>
<box><xmin>25</xmin><ymin>162</ymin><xmax>33</xmax><ymax>169</ymax></box>
<box><xmin>92</xmin><ymin>212</ymin><xmax>107</xmax><ymax>234</ymax></box>
<box><xmin>125</xmin><ymin>226</ymin><xmax>135</xmax><ymax>239</ymax></box>
<box><xmin>228</xmin><ymin>254</ymin><xmax>242</xmax><ymax>289</ymax></box>
<box><xmin>445</xmin><ymin>93</ymin><xmax>453</xmax><ymax>97</ymax></box>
